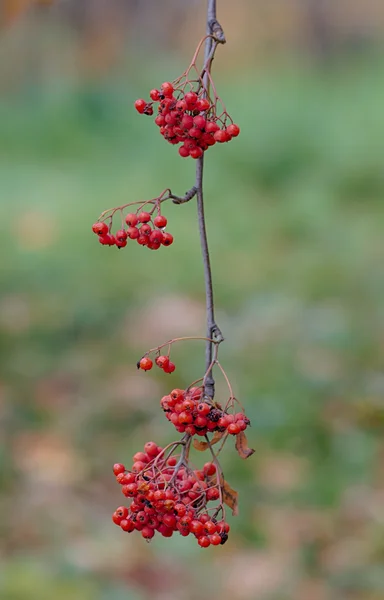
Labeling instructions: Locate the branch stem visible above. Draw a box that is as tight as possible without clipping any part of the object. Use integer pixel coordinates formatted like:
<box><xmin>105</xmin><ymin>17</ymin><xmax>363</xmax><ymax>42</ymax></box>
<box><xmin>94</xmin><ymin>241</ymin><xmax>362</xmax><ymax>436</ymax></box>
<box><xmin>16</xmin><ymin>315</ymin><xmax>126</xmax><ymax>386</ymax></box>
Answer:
<box><xmin>195</xmin><ymin>0</ymin><xmax>224</xmax><ymax>400</ymax></box>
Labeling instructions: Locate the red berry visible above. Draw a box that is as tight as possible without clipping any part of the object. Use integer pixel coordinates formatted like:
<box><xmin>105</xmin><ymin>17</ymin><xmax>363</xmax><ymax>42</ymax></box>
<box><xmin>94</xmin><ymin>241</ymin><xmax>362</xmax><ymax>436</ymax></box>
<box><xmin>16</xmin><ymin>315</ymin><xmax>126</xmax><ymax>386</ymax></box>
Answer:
<box><xmin>125</xmin><ymin>213</ymin><xmax>138</xmax><ymax>227</ymax></box>
<box><xmin>116</xmin><ymin>229</ymin><xmax>128</xmax><ymax>242</ymax></box>
<box><xmin>179</xmin><ymin>146</ymin><xmax>190</xmax><ymax>158</ymax></box>
<box><xmin>174</xmin><ymin>503</ymin><xmax>187</xmax><ymax>517</ymax></box>
<box><xmin>134</xmin><ymin>99</ymin><xmax>146</xmax><ymax>114</ymax></box>
<box><xmin>144</xmin><ymin>441</ymin><xmax>159</xmax><ymax>456</ymax></box>
<box><xmin>92</xmin><ymin>222</ymin><xmax>108</xmax><ymax>235</ymax></box>
<box><xmin>141</xmin><ymin>526</ymin><xmax>155</xmax><ymax>539</ymax></box>
<box><xmin>163</xmin><ymin>360</ymin><xmax>176</xmax><ymax>373</ymax></box>
<box><xmin>139</xmin><ymin>224</ymin><xmax>152</xmax><ymax>236</ymax></box>
<box><xmin>162</xmin><ymin>232</ymin><xmax>174</xmax><ymax>246</ymax></box>
<box><xmin>138</xmin><ymin>212</ymin><xmax>151</xmax><ymax>224</ymax></box>
<box><xmin>193</xmin><ymin>115</ymin><xmax>206</xmax><ymax>129</ymax></box>
<box><xmin>190</xmin><ymin>147</ymin><xmax>203</xmax><ymax>159</ymax></box>
<box><xmin>204</xmin><ymin>521</ymin><xmax>217</xmax><ymax>535</ymax></box>
<box><xmin>155</xmin><ymin>355</ymin><xmax>170</xmax><ymax>370</ymax></box>
<box><xmin>205</xmin><ymin>121</ymin><xmax>220</xmax><ymax>133</ymax></box>
<box><xmin>190</xmin><ymin>520</ymin><xmax>204</xmax><ymax>536</ymax></box>
<box><xmin>137</xmin><ymin>234</ymin><xmax>148</xmax><ymax>246</ymax></box>
<box><xmin>149</xmin><ymin>230</ymin><xmax>164</xmax><ymax>244</ymax></box>
<box><xmin>214</xmin><ymin>129</ymin><xmax>230</xmax><ymax>143</ymax></box>
<box><xmin>206</xmin><ymin>487</ymin><xmax>220</xmax><ymax>501</ymax></box>
<box><xmin>99</xmin><ymin>234</ymin><xmax>113</xmax><ymax>246</ymax></box>
<box><xmin>127</xmin><ymin>226</ymin><xmax>139</xmax><ymax>239</ymax></box>
<box><xmin>197</xmin><ymin>402</ymin><xmax>211</xmax><ymax>416</ymax></box>
<box><xmin>120</xmin><ymin>519</ymin><xmax>135</xmax><ymax>532</ymax></box>
<box><xmin>154</xmin><ymin>215</ymin><xmax>167</xmax><ymax>228</ymax></box>
<box><xmin>185</xmin><ymin>92</ymin><xmax>198</xmax><ymax>107</ymax></box>
<box><xmin>113</xmin><ymin>463</ymin><xmax>125</xmax><ymax>476</ymax></box>
<box><xmin>210</xmin><ymin>533</ymin><xmax>222</xmax><ymax>546</ymax></box>
<box><xmin>226</xmin><ymin>123</ymin><xmax>240</xmax><ymax>137</ymax></box>
<box><xmin>116</xmin><ymin>239</ymin><xmax>127</xmax><ymax>248</ymax></box>
<box><xmin>150</xmin><ymin>89</ymin><xmax>160</xmax><ymax>101</ymax></box>
<box><xmin>203</xmin><ymin>462</ymin><xmax>216</xmax><ymax>477</ymax></box>
<box><xmin>161</xmin><ymin>82</ymin><xmax>174</xmax><ymax>97</ymax></box>
<box><xmin>181</xmin><ymin>115</ymin><xmax>194</xmax><ymax>130</ymax></box>
<box><xmin>139</xmin><ymin>357</ymin><xmax>153</xmax><ymax>371</ymax></box>
<box><xmin>197</xmin><ymin>535</ymin><xmax>211</xmax><ymax>548</ymax></box>
<box><xmin>227</xmin><ymin>423</ymin><xmax>241</xmax><ymax>435</ymax></box>
<box><xmin>196</xmin><ymin>98</ymin><xmax>210</xmax><ymax>111</ymax></box>
<box><xmin>155</xmin><ymin>115</ymin><xmax>166</xmax><ymax>127</ymax></box>
<box><xmin>158</xmin><ymin>525</ymin><xmax>173</xmax><ymax>537</ymax></box>
<box><xmin>162</xmin><ymin>514</ymin><xmax>177</xmax><ymax>529</ymax></box>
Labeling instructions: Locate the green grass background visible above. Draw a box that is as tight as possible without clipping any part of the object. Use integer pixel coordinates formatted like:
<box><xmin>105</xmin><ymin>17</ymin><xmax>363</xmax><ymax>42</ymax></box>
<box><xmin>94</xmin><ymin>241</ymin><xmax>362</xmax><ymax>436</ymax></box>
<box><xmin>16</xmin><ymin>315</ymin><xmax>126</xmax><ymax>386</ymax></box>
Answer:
<box><xmin>0</xmin><ymin>43</ymin><xmax>384</xmax><ymax>600</ymax></box>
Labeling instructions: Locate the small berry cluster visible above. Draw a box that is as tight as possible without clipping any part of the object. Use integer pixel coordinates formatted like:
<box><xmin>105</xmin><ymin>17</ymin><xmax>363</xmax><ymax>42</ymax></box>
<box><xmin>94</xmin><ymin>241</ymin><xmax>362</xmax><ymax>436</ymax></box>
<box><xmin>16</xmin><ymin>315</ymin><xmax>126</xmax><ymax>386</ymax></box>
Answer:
<box><xmin>161</xmin><ymin>387</ymin><xmax>250</xmax><ymax>437</ymax></box>
<box><xmin>135</xmin><ymin>82</ymin><xmax>240</xmax><ymax>159</ymax></box>
<box><xmin>92</xmin><ymin>210</ymin><xmax>173</xmax><ymax>251</ymax></box>
<box><xmin>139</xmin><ymin>355</ymin><xmax>176</xmax><ymax>374</ymax></box>
<box><xmin>112</xmin><ymin>443</ymin><xmax>230</xmax><ymax>547</ymax></box>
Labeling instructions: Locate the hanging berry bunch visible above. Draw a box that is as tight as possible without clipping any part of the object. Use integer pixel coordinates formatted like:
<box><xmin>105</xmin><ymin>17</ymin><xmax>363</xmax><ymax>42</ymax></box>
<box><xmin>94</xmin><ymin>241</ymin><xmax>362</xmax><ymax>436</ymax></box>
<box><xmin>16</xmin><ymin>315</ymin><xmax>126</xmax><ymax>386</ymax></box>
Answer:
<box><xmin>112</xmin><ymin>441</ymin><xmax>230</xmax><ymax>546</ymax></box>
<box><xmin>134</xmin><ymin>35</ymin><xmax>240</xmax><ymax>159</ymax></box>
<box><xmin>112</xmin><ymin>336</ymin><xmax>254</xmax><ymax>546</ymax></box>
<box><xmin>91</xmin><ymin>189</ymin><xmax>174</xmax><ymax>250</ymax></box>
<box><xmin>90</xmin><ymin>9</ymin><xmax>254</xmax><ymax>548</ymax></box>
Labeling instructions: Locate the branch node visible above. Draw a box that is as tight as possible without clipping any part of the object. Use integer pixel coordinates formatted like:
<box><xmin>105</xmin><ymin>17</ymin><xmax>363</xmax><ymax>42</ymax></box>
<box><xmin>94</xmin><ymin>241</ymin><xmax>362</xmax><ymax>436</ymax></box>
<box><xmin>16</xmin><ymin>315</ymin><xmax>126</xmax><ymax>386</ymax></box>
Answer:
<box><xmin>209</xmin><ymin>19</ymin><xmax>226</xmax><ymax>44</ymax></box>
<box><xmin>171</xmin><ymin>186</ymin><xmax>198</xmax><ymax>205</ymax></box>
<box><xmin>211</xmin><ymin>324</ymin><xmax>224</xmax><ymax>344</ymax></box>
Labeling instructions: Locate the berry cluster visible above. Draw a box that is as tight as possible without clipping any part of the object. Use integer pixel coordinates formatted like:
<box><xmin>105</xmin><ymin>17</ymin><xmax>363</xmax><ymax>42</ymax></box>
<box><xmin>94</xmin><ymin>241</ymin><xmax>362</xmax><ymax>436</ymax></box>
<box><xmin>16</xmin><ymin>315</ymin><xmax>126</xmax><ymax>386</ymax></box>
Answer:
<box><xmin>112</xmin><ymin>442</ymin><xmax>230</xmax><ymax>547</ymax></box>
<box><xmin>161</xmin><ymin>387</ymin><xmax>250</xmax><ymax>437</ymax></box>
<box><xmin>92</xmin><ymin>210</ymin><xmax>173</xmax><ymax>251</ymax></box>
<box><xmin>139</xmin><ymin>355</ymin><xmax>176</xmax><ymax>374</ymax></box>
<box><xmin>135</xmin><ymin>82</ymin><xmax>240</xmax><ymax>159</ymax></box>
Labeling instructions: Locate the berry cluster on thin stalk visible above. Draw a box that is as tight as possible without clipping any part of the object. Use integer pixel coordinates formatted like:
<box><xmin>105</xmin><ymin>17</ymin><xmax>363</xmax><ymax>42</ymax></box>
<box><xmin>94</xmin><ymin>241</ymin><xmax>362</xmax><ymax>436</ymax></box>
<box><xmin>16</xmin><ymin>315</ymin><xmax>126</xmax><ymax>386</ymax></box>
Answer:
<box><xmin>92</xmin><ymin>1</ymin><xmax>254</xmax><ymax>548</ymax></box>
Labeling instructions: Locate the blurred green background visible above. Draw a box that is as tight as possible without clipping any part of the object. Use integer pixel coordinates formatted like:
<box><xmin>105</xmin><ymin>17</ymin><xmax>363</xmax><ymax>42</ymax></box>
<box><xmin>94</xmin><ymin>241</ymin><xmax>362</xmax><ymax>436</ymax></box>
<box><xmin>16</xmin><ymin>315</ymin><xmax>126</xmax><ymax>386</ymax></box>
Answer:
<box><xmin>1</xmin><ymin>1</ymin><xmax>384</xmax><ymax>599</ymax></box>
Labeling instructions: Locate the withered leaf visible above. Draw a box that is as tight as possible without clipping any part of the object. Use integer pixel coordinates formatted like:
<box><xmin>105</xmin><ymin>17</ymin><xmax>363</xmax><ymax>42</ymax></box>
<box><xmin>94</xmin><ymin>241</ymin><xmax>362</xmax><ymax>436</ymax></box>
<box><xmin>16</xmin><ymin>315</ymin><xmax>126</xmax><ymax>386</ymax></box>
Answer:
<box><xmin>192</xmin><ymin>430</ymin><xmax>225</xmax><ymax>452</ymax></box>
<box><xmin>222</xmin><ymin>479</ymin><xmax>239</xmax><ymax>516</ymax></box>
<box><xmin>235</xmin><ymin>431</ymin><xmax>255</xmax><ymax>459</ymax></box>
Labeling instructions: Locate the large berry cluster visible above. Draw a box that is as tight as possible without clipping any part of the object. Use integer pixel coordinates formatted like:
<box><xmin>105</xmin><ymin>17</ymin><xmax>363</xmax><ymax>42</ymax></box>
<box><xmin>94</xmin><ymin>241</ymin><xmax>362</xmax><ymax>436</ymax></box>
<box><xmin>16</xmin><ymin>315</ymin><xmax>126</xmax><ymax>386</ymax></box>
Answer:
<box><xmin>161</xmin><ymin>387</ymin><xmax>250</xmax><ymax>437</ymax></box>
<box><xmin>112</xmin><ymin>442</ymin><xmax>230</xmax><ymax>547</ymax></box>
<box><xmin>92</xmin><ymin>209</ymin><xmax>173</xmax><ymax>250</ymax></box>
<box><xmin>135</xmin><ymin>82</ymin><xmax>240</xmax><ymax>159</ymax></box>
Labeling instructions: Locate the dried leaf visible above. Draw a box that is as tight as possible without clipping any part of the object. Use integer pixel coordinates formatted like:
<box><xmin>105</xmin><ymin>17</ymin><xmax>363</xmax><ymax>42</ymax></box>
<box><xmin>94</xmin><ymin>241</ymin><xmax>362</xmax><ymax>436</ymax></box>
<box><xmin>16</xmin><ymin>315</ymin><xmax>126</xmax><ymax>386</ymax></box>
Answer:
<box><xmin>235</xmin><ymin>431</ymin><xmax>255</xmax><ymax>459</ymax></box>
<box><xmin>193</xmin><ymin>430</ymin><xmax>224</xmax><ymax>451</ymax></box>
<box><xmin>222</xmin><ymin>479</ymin><xmax>239</xmax><ymax>516</ymax></box>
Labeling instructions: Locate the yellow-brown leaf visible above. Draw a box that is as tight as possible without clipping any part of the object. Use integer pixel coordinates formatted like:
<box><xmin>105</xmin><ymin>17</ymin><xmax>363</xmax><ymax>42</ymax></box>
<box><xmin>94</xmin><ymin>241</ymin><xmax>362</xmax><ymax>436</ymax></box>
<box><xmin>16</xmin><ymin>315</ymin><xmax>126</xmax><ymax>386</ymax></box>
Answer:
<box><xmin>192</xmin><ymin>430</ymin><xmax>225</xmax><ymax>452</ymax></box>
<box><xmin>235</xmin><ymin>431</ymin><xmax>255</xmax><ymax>459</ymax></box>
<box><xmin>222</xmin><ymin>479</ymin><xmax>239</xmax><ymax>516</ymax></box>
